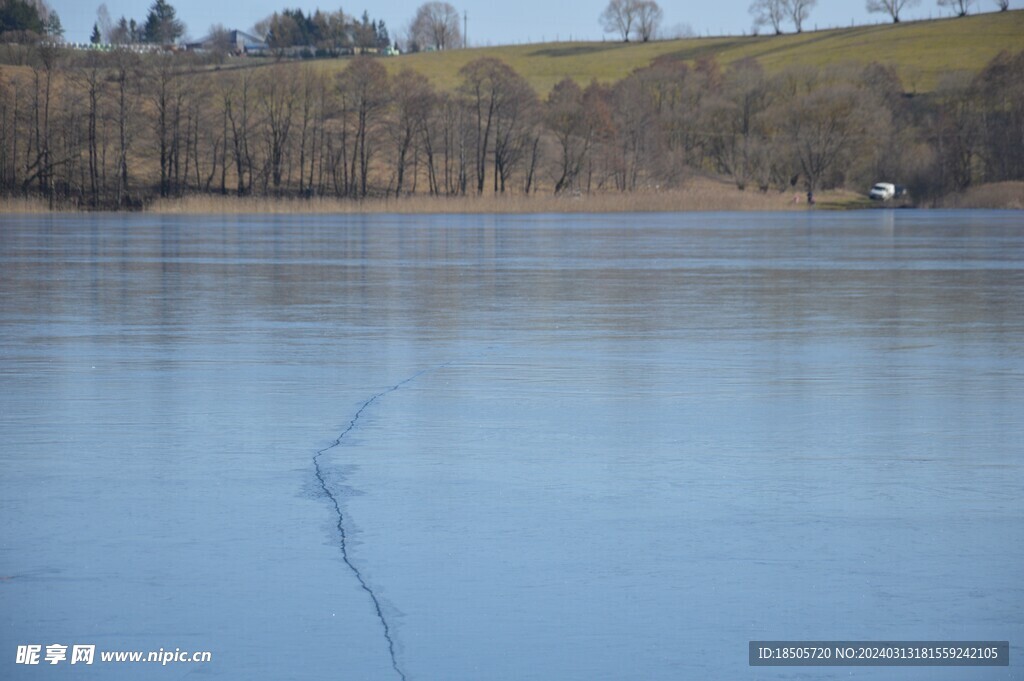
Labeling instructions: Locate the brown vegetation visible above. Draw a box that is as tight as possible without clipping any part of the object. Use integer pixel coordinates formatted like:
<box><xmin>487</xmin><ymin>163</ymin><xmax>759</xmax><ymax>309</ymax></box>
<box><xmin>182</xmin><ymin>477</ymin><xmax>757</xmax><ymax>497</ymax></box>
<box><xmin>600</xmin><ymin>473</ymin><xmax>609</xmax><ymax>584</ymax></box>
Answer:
<box><xmin>939</xmin><ymin>181</ymin><xmax>1024</xmax><ymax>209</ymax></box>
<box><xmin>0</xmin><ymin>44</ymin><xmax>1022</xmax><ymax>211</ymax></box>
<box><xmin>141</xmin><ymin>179</ymin><xmax>855</xmax><ymax>214</ymax></box>
<box><xmin>0</xmin><ymin>194</ymin><xmax>55</xmax><ymax>212</ymax></box>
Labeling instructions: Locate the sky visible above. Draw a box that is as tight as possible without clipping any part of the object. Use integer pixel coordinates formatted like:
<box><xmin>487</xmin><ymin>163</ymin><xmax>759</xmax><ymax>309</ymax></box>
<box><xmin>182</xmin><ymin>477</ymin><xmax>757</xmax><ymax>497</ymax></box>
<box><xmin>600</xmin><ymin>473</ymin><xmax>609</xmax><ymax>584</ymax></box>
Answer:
<box><xmin>52</xmin><ymin>0</ymin><xmax>1019</xmax><ymax>46</ymax></box>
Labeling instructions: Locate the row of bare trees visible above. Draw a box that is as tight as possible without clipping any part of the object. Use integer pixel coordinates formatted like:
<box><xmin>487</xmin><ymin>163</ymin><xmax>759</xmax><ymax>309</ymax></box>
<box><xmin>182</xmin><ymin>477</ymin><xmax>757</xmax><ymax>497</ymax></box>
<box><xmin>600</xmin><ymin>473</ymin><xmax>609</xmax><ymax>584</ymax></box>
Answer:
<box><xmin>1</xmin><ymin>46</ymin><xmax>1021</xmax><ymax>208</ymax></box>
<box><xmin>749</xmin><ymin>0</ymin><xmax>818</xmax><ymax>34</ymax></box>
<box><xmin>752</xmin><ymin>0</ymin><xmax>1009</xmax><ymax>33</ymax></box>
<box><xmin>600</xmin><ymin>0</ymin><xmax>664</xmax><ymax>42</ymax></box>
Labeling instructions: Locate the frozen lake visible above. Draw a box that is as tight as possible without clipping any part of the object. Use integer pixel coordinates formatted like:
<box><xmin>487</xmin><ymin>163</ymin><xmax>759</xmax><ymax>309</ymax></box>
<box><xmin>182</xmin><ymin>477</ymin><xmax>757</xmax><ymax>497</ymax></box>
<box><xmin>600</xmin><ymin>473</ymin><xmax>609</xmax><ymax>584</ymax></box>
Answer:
<box><xmin>1</xmin><ymin>211</ymin><xmax>1022</xmax><ymax>679</ymax></box>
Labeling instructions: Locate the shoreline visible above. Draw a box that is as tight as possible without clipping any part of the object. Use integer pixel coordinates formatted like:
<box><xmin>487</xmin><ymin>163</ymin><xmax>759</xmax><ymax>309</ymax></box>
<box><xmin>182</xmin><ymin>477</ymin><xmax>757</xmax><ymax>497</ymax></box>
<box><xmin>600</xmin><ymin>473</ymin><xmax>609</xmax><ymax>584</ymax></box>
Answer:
<box><xmin>0</xmin><ymin>186</ymin><xmax>871</xmax><ymax>215</ymax></box>
<box><xmin>2</xmin><ymin>182</ymin><xmax>1019</xmax><ymax>215</ymax></box>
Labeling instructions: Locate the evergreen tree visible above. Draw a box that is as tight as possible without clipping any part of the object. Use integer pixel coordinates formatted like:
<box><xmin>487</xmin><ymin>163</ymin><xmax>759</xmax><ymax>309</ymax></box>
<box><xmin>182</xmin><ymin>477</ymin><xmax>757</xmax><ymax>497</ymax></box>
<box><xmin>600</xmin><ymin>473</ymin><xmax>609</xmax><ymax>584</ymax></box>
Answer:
<box><xmin>356</xmin><ymin>10</ymin><xmax>375</xmax><ymax>48</ymax></box>
<box><xmin>91</xmin><ymin>22</ymin><xmax>102</xmax><ymax>44</ymax></box>
<box><xmin>44</xmin><ymin>10</ymin><xmax>63</xmax><ymax>40</ymax></box>
<box><xmin>0</xmin><ymin>0</ymin><xmax>45</xmax><ymax>36</ymax></box>
<box><xmin>110</xmin><ymin>16</ymin><xmax>129</xmax><ymax>43</ymax></box>
<box><xmin>143</xmin><ymin>0</ymin><xmax>184</xmax><ymax>44</ymax></box>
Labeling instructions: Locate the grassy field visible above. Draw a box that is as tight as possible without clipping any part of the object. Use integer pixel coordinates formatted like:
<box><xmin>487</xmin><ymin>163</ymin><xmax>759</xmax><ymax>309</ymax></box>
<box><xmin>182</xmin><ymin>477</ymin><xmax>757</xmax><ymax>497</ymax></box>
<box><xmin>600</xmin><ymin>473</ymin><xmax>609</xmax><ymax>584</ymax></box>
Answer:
<box><xmin>311</xmin><ymin>10</ymin><xmax>1024</xmax><ymax>94</ymax></box>
<box><xmin>5</xmin><ymin>12</ymin><xmax>1018</xmax><ymax>96</ymax></box>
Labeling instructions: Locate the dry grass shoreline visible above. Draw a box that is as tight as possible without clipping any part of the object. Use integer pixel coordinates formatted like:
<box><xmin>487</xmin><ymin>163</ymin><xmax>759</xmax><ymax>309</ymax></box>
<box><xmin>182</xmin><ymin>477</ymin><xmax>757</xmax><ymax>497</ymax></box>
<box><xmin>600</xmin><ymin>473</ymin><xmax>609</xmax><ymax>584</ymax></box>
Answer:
<box><xmin>0</xmin><ymin>184</ymin><xmax>865</xmax><ymax>215</ymax></box>
<box><xmin>146</xmin><ymin>189</ymin><xmax>834</xmax><ymax>214</ymax></box>
<box><xmin>3</xmin><ymin>182</ymin><xmax>1020</xmax><ymax>215</ymax></box>
<box><xmin>938</xmin><ymin>182</ymin><xmax>1024</xmax><ymax>210</ymax></box>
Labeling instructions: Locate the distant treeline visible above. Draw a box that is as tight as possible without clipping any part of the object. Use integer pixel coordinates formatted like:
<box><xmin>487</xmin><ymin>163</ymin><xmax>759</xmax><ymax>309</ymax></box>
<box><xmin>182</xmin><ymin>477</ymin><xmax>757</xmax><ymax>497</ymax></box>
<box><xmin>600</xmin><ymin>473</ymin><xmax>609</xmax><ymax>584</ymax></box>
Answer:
<box><xmin>256</xmin><ymin>8</ymin><xmax>393</xmax><ymax>55</ymax></box>
<box><xmin>0</xmin><ymin>45</ymin><xmax>1022</xmax><ymax>209</ymax></box>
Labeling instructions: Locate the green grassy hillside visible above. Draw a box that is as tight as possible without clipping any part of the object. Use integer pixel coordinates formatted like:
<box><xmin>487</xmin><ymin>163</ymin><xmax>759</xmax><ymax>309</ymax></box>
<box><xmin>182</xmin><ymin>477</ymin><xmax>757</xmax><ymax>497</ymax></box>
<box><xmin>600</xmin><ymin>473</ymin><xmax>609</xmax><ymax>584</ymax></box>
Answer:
<box><xmin>316</xmin><ymin>10</ymin><xmax>1024</xmax><ymax>94</ymax></box>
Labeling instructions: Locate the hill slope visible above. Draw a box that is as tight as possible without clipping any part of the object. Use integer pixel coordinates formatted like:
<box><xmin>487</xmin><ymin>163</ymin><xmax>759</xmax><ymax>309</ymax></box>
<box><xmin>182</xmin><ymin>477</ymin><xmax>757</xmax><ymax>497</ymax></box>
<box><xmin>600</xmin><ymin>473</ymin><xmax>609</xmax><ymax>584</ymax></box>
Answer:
<box><xmin>319</xmin><ymin>11</ymin><xmax>1024</xmax><ymax>94</ymax></box>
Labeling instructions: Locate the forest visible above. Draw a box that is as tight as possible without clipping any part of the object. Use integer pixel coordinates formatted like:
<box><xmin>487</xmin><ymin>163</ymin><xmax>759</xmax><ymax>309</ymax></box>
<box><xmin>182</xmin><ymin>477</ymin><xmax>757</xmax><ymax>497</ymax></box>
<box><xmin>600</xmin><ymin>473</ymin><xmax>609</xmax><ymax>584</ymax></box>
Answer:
<box><xmin>0</xmin><ymin>43</ymin><xmax>1022</xmax><ymax>209</ymax></box>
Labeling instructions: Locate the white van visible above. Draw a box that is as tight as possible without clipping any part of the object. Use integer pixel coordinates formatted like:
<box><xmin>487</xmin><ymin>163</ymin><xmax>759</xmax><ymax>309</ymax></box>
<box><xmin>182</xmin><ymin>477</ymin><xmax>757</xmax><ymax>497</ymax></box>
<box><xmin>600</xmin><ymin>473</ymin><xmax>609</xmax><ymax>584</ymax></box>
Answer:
<box><xmin>869</xmin><ymin>183</ymin><xmax>896</xmax><ymax>200</ymax></box>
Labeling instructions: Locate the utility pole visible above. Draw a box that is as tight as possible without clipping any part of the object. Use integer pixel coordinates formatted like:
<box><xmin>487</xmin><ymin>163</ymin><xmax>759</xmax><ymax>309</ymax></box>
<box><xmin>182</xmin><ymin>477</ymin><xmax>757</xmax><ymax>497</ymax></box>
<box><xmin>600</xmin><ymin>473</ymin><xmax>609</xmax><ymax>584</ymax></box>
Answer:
<box><xmin>464</xmin><ymin>10</ymin><xmax>467</xmax><ymax>48</ymax></box>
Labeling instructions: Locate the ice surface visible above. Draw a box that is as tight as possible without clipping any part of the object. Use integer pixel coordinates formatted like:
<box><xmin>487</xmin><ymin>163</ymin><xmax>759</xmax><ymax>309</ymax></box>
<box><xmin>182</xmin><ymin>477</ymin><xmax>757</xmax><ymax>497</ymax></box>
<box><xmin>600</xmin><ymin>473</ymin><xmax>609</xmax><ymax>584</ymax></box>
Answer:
<box><xmin>1</xmin><ymin>211</ymin><xmax>1021</xmax><ymax>679</ymax></box>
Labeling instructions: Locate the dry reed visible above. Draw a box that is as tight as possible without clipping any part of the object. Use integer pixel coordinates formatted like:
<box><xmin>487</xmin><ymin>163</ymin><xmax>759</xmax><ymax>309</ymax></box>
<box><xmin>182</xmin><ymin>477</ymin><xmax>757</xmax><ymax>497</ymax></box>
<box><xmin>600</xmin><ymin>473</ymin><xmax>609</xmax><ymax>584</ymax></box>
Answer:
<box><xmin>146</xmin><ymin>182</ymin><xmax>857</xmax><ymax>215</ymax></box>
<box><xmin>0</xmin><ymin>196</ymin><xmax>62</xmax><ymax>213</ymax></box>
<box><xmin>941</xmin><ymin>182</ymin><xmax>1024</xmax><ymax>210</ymax></box>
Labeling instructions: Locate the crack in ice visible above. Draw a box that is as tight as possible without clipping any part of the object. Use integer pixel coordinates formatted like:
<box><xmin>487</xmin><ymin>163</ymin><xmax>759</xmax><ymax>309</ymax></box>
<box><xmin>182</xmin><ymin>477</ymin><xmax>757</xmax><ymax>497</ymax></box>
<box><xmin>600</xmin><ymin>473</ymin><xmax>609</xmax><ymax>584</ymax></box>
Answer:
<box><xmin>313</xmin><ymin>365</ymin><xmax>446</xmax><ymax>681</ymax></box>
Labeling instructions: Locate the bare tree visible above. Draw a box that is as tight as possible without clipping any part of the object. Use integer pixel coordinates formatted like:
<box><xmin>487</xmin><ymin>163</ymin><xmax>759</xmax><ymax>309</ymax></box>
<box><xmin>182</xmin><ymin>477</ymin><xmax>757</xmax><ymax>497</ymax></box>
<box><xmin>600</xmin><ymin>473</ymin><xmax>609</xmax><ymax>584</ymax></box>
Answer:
<box><xmin>111</xmin><ymin>48</ymin><xmax>140</xmax><ymax>207</ymax></box>
<box><xmin>749</xmin><ymin>0</ymin><xmax>787</xmax><ymax>35</ymax></box>
<box><xmin>294</xmin><ymin>67</ymin><xmax>328</xmax><ymax>196</ymax></box>
<box><xmin>931</xmin><ymin>72</ymin><xmax>980</xmax><ymax>192</ymax></box>
<box><xmin>69</xmin><ymin>51</ymin><xmax>108</xmax><ymax>205</ymax></box>
<box><xmin>96</xmin><ymin>4</ymin><xmax>114</xmax><ymax>42</ymax></box>
<box><xmin>0</xmin><ymin>74</ymin><xmax>22</xmax><ymax>193</ymax></box>
<box><xmin>866</xmin><ymin>0</ymin><xmax>920</xmax><ymax>22</ymax></box>
<box><xmin>409</xmin><ymin>1</ymin><xmax>461</xmax><ymax>51</ymax></box>
<box><xmin>785</xmin><ymin>0</ymin><xmax>816</xmax><ymax>32</ymax></box>
<box><xmin>634</xmin><ymin>0</ymin><xmax>663</xmax><ymax>42</ymax></box>
<box><xmin>490</xmin><ymin>68</ymin><xmax>538</xmax><ymax>192</ymax></box>
<box><xmin>667</xmin><ymin>22</ymin><xmax>695</xmax><ymax>38</ymax></box>
<box><xmin>178</xmin><ymin>74</ymin><xmax>207</xmax><ymax>194</ymax></box>
<box><xmin>388</xmin><ymin>69</ymin><xmax>435</xmax><ymax>196</ymax></box>
<box><xmin>336</xmin><ymin>56</ymin><xmax>390</xmax><ymax>197</ymax></box>
<box><xmin>205</xmin><ymin>23</ymin><xmax>233</xmax><ymax>60</ymax></box>
<box><xmin>994</xmin><ymin>0</ymin><xmax>1009</xmax><ymax>10</ymax></box>
<box><xmin>776</xmin><ymin>79</ymin><xmax>874</xmax><ymax>200</ymax></box>
<box><xmin>600</xmin><ymin>0</ymin><xmax>639</xmax><ymax>42</ymax></box>
<box><xmin>411</xmin><ymin>87</ymin><xmax>442</xmax><ymax>194</ymax></box>
<box><xmin>545</xmin><ymin>78</ymin><xmax>603</xmax><ymax>193</ymax></box>
<box><xmin>937</xmin><ymin>0</ymin><xmax>976</xmax><ymax>15</ymax></box>
<box><xmin>973</xmin><ymin>50</ymin><xmax>1024</xmax><ymax>181</ymax></box>
<box><xmin>221</xmin><ymin>72</ymin><xmax>255</xmax><ymax>196</ymax></box>
<box><xmin>437</xmin><ymin>92</ymin><xmax>469</xmax><ymax>194</ymax></box>
<box><xmin>611</xmin><ymin>73</ymin><xmax>654</xmax><ymax>191</ymax></box>
<box><xmin>705</xmin><ymin>59</ymin><xmax>773</xmax><ymax>191</ymax></box>
<box><xmin>458</xmin><ymin>57</ymin><xmax>528</xmax><ymax>194</ymax></box>
<box><xmin>22</xmin><ymin>46</ymin><xmax>60</xmax><ymax>197</ymax></box>
<box><xmin>146</xmin><ymin>54</ymin><xmax>184</xmax><ymax>197</ymax></box>
<box><xmin>257</xmin><ymin>66</ymin><xmax>297</xmax><ymax>191</ymax></box>
<box><xmin>641</xmin><ymin>59</ymin><xmax>718</xmax><ymax>183</ymax></box>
